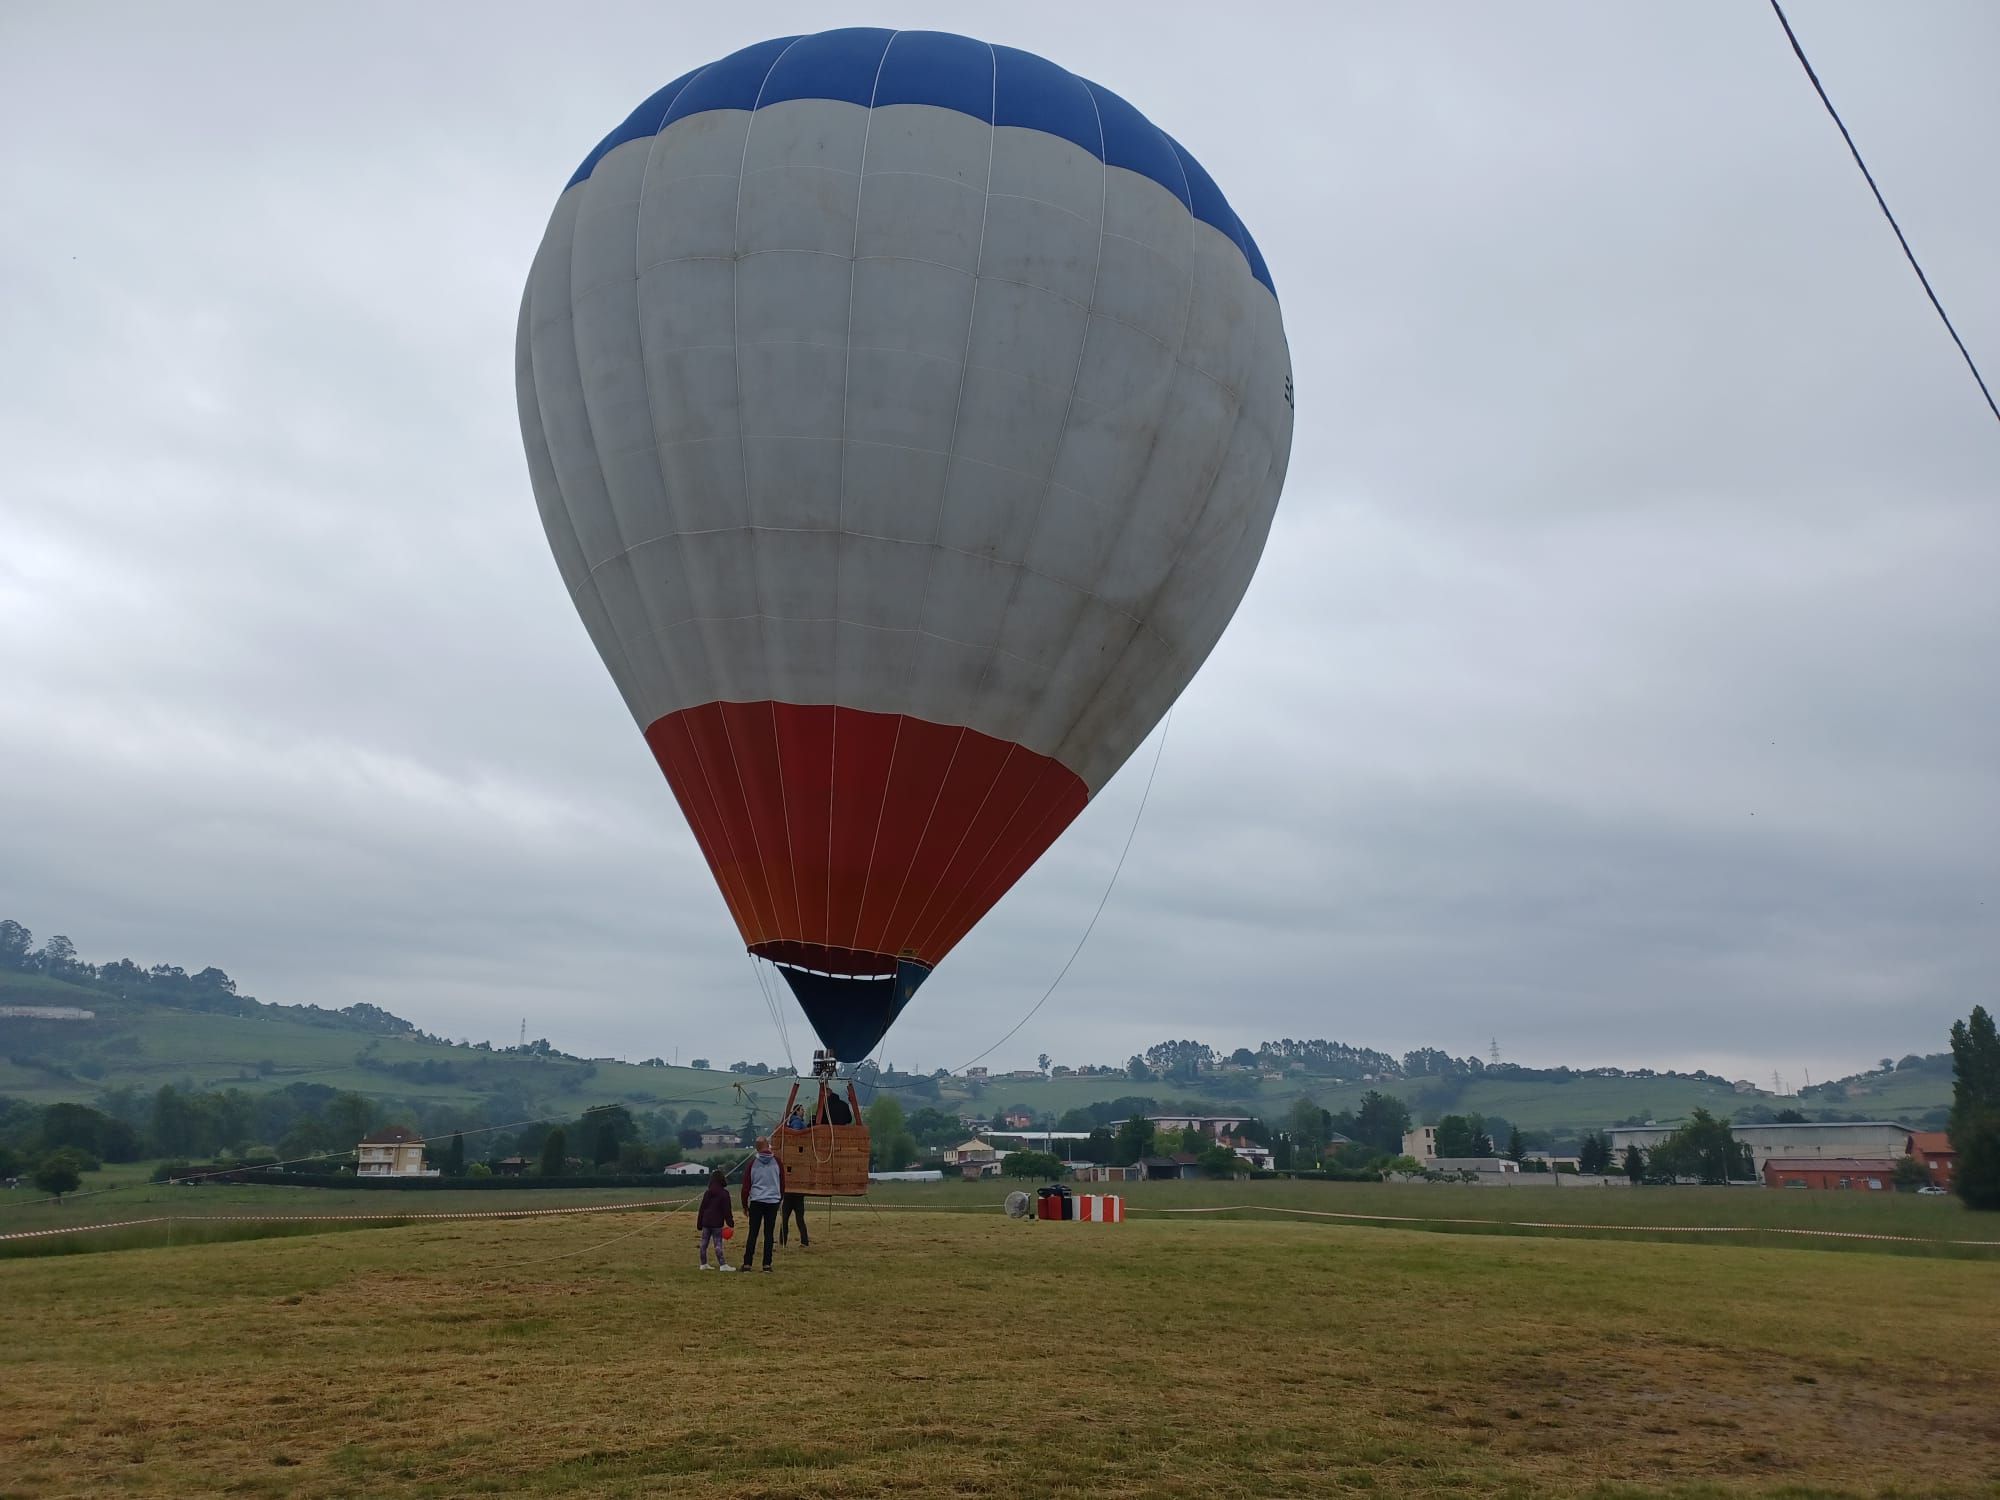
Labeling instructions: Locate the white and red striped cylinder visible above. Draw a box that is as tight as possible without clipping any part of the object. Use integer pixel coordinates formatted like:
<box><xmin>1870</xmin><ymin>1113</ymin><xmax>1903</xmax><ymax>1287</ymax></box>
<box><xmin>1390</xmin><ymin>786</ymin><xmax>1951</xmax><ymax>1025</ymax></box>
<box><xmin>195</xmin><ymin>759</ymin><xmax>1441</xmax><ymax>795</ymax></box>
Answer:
<box><xmin>1074</xmin><ymin>1194</ymin><xmax>1123</xmax><ymax>1222</ymax></box>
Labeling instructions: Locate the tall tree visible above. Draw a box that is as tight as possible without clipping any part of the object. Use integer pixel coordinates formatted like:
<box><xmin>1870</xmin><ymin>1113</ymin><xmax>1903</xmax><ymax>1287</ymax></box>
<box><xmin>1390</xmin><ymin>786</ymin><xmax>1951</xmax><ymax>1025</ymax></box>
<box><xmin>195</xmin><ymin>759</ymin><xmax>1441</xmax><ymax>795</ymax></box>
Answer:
<box><xmin>1352</xmin><ymin>1091</ymin><xmax>1413</xmax><ymax>1156</ymax></box>
<box><xmin>1577</xmin><ymin>1132</ymin><xmax>1610</xmax><ymax>1175</ymax></box>
<box><xmin>1113</xmin><ymin>1116</ymin><xmax>1155</xmax><ymax>1166</ymax></box>
<box><xmin>1287</xmin><ymin>1097</ymin><xmax>1328</xmax><ymax>1167</ymax></box>
<box><xmin>1622</xmin><ymin>1144</ymin><xmax>1646</xmax><ymax>1183</ymax></box>
<box><xmin>1949</xmin><ymin>1005</ymin><xmax>2000</xmax><ymax>1211</ymax></box>
<box><xmin>39</xmin><ymin>934</ymin><xmax>79</xmax><ymax>979</ymax></box>
<box><xmin>539</xmin><ymin>1127</ymin><xmax>568</xmax><ymax>1177</ymax></box>
<box><xmin>324</xmin><ymin>1093</ymin><xmax>377</xmax><ymax>1146</ymax></box>
<box><xmin>1434</xmin><ymin>1115</ymin><xmax>1481</xmax><ymax>1159</ymax></box>
<box><xmin>1505</xmin><ymin>1126</ymin><xmax>1526</xmax><ymax>1164</ymax></box>
<box><xmin>1647</xmin><ymin>1109</ymin><xmax>1751</xmax><ymax>1184</ymax></box>
<box><xmin>865</xmin><ymin>1093</ymin><xmax>916</xmax><ymax>1171</ymax></box>
<box><xmin>445</xmin><ymin>1132</ymin><xmax>466</xmax><ymax>1176</ymax></box>
<box><xmin>33</xmin><ymin>1154</ymin><xmax>83</xmax><ymax>1201</ymax></box>
<box><xmin>0</xmin><ymin>919</ymin><xmax>32</xmax><ymax>969</ymax></box>
<box><xmin>584</xmin><ymin>1104</ymin><xmax>636</xmax><ymax>1165</ymax></box>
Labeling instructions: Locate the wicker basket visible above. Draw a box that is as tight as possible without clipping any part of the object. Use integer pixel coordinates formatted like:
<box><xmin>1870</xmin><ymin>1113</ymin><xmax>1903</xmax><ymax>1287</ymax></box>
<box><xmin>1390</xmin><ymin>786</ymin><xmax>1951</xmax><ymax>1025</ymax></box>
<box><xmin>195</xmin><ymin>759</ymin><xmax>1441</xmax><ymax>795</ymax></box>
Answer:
<box><xmin>773</xmin><ymin>1080</ymin><xmax>872</xmax><ymax>1196</ymax></box>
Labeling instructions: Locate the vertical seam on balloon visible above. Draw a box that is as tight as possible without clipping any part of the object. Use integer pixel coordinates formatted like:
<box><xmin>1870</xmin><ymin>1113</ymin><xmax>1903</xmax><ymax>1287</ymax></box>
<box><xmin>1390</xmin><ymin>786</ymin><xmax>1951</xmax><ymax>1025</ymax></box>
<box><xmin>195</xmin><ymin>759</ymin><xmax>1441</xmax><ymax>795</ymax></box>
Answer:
<box><xmin>622</xmin><ymin>68</ymin><xmax>708</xmax><ymax>720</ymax></box>
<box><xmin>713</xmin><ymin>703</ymin><xmax>786</xmax><ymax>947</ymax></box>
<box><xmin>896</xmin><ymin>742</ymin><xmax>1016</xmax><ymax>960</ymax></box>
<box><xmin>867</xmin><ymin>724</ymin><xmax>968</xmax><ymax>957</ymax></box>
<box><xmin>671</xmin><ymin>711</ymin><xmax>768</xmax><ymax>945</ymax></box>
<box><xmin>724</xmin><ymin>40</ymin><xmax>800</xmax><ymax>649</ymax></box>
<box><xmin>893</xmin><ymin>42</ymin><xmax>998</xmax><ymax>717</ymax></box>
<box><xmin>941</xmin><ymin>763</ymin><xmax>1085</xmax><ymax>959</ymax></box>
<box><xmin>905</xmin><ymin>752</ymin><xmax>1053</xmax><ymax>960</ymax></box>
<box><xmin>516</xmin><ymin>277</ymin><xmax>595</xmax><ymax>666</ymax></box>
<box><xmin>957</xmin><ymin>71</ymin><xmax>1110</xmax><ymax>748</ymax></box>
<box><xmin>1047</xmin><ymin>132</ymin><xmax>1206</xmax><ymax>791</ymax></box>
<box><xmin>879</xmin><ymin>45</ymin><xmax>1005</xmax><ymax>931</ymax></box>
<box><xmin>830</xmin><ymin>32</ymin><xmax>900</xmax><ymax>962</ymax></box>
<box><xmin>846</xmin><ymin>714</ymin><xmax>905</xmax><ymax>956</ymax></box>
<box><xmin>529</xmin><ymin>198</ymin><xmax>655</xmax><ymax>764</ymax></box>
<box><xmin>826</xmin><ymin>705</ymin><xmax>838</xmax><ymax>961</ymax></box>
<box><xmin>768</xmin><ymin>698</ymin><xmax>805</xmax><ymax>942</ymax></box>
<box><xmin>655</xmin><ymin>715</ymin><xmax>752</xmax><ymax>938</ymax></box>
<box><xmin>716</xmin><ymin>39</ymin><xmax>809</xmax><ymax>942</ymax></box>
<box><xmin>833</xmin><ymin>30</ymin><xmax>900</xmax><ymax>652</ymax></box>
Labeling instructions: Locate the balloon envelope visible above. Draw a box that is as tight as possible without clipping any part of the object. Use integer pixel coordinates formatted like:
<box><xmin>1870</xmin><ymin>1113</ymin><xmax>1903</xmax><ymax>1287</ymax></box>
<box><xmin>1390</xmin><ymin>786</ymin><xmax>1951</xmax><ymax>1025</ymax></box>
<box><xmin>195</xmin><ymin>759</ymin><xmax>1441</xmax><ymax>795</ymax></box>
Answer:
<box><xmin>518</xmin><ymin>30</ymin><xmax>1293</xmax><ymax>1060</ymax></box>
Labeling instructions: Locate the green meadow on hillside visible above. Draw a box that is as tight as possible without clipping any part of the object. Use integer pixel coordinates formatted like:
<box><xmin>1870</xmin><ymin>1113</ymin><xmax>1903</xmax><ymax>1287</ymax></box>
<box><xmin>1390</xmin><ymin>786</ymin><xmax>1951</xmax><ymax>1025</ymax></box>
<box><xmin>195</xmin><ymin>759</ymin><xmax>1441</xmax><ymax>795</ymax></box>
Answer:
<box><xmin>2</xmin><ymin>968</ymin><xmax>1952</xmax><ymax>1137</ymax></box>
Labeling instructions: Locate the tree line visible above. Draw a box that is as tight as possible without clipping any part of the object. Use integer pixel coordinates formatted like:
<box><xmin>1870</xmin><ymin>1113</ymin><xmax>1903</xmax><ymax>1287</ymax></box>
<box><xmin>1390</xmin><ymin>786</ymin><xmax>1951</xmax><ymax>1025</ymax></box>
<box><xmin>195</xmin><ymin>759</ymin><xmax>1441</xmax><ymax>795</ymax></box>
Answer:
<box><xmin>0</xmin><ymin>1084</ymin><xmax>750</xmax><ymax>1198</ymax></box>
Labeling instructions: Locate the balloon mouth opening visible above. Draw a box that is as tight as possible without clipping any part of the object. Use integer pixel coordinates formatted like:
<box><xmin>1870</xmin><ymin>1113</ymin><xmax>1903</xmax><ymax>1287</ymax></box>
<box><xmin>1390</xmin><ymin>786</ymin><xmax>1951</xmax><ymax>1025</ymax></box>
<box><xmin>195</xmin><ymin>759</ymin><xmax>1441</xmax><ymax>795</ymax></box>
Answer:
<box><xmin>750</xmin><ymin>939</ymin><xmax>911</xmax><ymax>979</ymax></box>
<box><xmin>757</xmin><ymin>946</ymin><xmax>933</xmax><ymax>1061</ymax></box>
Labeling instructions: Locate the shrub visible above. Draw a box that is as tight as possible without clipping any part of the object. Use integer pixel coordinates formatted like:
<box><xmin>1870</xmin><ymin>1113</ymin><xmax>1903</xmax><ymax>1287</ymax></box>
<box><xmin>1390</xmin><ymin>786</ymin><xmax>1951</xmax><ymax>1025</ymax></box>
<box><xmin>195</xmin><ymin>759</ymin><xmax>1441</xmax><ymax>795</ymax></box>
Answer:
<box><xmin>1001</xmin><ymin>1151</ymin><xmax>1065</xmax><ymax>1179</ymax></box>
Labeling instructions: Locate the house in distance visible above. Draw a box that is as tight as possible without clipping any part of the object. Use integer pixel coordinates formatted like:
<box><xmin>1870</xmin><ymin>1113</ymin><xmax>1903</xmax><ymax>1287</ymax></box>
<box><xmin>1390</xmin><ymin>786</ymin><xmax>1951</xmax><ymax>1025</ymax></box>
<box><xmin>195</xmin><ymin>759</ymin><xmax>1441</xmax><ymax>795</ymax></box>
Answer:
<box><xmin>356</xmin><ymin>1125</ymin><xmax>437</xmax><ymax>1178</ymax></box>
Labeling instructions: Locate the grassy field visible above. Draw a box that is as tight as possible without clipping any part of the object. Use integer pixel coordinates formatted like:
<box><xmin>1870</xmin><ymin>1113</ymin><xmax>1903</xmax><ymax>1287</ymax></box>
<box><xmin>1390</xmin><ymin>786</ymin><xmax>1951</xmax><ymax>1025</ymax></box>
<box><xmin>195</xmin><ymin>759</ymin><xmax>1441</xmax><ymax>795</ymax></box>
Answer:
<box><xmin>5</xmin><ymin>1177</ymin><xmax>1994</xmax><ymax>1263</ymax></box>
<box><xmin>2</xmin><ymin>1192</ymin><xmax>1997</xmax><ymax>1499</ymax></box>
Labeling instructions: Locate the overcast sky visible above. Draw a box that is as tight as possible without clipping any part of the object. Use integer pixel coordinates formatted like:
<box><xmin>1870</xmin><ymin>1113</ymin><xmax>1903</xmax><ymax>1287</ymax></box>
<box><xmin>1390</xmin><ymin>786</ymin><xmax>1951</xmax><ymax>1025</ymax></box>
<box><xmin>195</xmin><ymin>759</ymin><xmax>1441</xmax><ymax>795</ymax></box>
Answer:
<box><xmin>4</xmin><ymin>3</ymin><xmax>1996</xmax><ymax>1087</ymax></box>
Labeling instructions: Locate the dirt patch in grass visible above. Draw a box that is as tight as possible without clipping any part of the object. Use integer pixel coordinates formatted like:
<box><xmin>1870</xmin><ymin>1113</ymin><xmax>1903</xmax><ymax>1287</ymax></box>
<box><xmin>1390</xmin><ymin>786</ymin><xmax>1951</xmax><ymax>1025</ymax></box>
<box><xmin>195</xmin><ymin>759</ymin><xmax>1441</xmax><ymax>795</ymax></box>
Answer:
<box><xmin>1</xmin><ymin>1211</ymin><xmax>1996</xmax><ymax>1497</ymax></box>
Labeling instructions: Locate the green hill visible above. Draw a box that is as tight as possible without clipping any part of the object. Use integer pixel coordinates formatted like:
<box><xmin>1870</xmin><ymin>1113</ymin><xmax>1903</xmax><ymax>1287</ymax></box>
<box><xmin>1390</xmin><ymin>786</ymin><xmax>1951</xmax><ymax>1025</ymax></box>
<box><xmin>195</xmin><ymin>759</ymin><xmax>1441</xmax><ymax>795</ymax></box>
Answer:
<box><xmin>2</xmin><ymin>967</ymin><xmax>1953</xmax><ymax>1139</ymax></box>
<box><xmin>0</xmin><ymin>910</ymin><xmax>1957</xmax><ymax>1140</ymax></box>
<box><xmin>0</xmin><ymin>969</ymin><xmax>801</xmax><ymax>1121</ymax></box>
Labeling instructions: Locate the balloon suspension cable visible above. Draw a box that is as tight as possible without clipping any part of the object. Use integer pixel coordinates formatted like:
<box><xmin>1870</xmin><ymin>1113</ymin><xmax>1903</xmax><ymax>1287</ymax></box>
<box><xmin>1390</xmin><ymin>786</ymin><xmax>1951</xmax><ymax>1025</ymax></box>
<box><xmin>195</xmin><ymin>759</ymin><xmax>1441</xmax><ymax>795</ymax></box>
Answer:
<box><xmin>950</xmin><ymin>707</ymin><xmax>1172</xmax><ymax>1077</ymax></box>
<box><xmin>748</xmin><ymin>951</ymin><xmax>797</xmax><ymax>1076</ymax></box>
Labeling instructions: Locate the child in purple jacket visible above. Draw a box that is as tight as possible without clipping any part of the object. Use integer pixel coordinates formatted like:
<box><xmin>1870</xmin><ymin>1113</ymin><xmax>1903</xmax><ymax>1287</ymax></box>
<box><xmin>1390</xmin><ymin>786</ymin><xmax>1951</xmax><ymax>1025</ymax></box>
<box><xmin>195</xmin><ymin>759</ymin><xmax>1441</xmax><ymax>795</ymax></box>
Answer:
<box><xmin>696</xmin><ymin>1168</ymin><xmax>735</xmax><ymax>1271</ymax></box>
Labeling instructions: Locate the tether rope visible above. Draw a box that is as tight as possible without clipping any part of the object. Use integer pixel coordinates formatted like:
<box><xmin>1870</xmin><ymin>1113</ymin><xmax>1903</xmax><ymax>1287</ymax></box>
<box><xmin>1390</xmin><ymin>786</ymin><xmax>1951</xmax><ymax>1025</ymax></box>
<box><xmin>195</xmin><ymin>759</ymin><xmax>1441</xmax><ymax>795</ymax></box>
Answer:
<box><xmin>898</xmin><ymin>709</ymin><xmax>1173</xmax><ymax>1084</ymax></box>
<box><xmin>1768</xmin><ymin>0</ymin><xmax>1999</xmax><ymax>426</ymax></box>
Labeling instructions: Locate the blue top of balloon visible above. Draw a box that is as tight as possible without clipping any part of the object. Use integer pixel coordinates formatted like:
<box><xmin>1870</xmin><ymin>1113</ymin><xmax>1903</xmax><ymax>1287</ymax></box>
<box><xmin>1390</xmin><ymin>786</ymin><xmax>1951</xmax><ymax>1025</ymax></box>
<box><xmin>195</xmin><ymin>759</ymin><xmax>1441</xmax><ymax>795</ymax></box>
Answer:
<box><xmin>566</xmin><ymin>28</ymin><xmax>1274</xmax><ymax>298</ymax></box>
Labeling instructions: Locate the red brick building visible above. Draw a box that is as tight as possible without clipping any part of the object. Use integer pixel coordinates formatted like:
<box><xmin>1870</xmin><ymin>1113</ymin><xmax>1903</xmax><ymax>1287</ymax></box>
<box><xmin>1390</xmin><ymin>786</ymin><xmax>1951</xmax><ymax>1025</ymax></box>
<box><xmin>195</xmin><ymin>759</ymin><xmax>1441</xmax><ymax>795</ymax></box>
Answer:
<box><xmin>1904</xmin><ymin>1131</ymin><xmax>1956</xmax><ymax>1191</ymax></box>
<box><xmin>1763</xmin><ymin>1157</ymin><xmax>1899</xmax><ymax>1191</ymax></box>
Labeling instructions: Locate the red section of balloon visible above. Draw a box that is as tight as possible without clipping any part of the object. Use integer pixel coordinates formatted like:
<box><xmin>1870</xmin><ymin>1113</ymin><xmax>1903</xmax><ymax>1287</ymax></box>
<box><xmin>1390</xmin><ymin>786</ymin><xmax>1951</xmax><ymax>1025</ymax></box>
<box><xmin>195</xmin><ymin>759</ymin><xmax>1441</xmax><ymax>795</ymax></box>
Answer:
<box><xmin>644</xmin><ymin>702</ymin><xmax>1088</xmax><ymax>971</ymax></box>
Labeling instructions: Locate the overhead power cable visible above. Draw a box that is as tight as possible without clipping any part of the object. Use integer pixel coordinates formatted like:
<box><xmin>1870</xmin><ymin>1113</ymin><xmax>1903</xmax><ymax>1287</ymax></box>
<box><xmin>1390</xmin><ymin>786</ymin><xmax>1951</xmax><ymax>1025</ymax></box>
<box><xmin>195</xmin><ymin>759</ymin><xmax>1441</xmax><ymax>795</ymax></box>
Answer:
<box><xmin>1768</xmin><ymin>0</ymin><xmax>1999</xmax><ymax>426</ymax></box>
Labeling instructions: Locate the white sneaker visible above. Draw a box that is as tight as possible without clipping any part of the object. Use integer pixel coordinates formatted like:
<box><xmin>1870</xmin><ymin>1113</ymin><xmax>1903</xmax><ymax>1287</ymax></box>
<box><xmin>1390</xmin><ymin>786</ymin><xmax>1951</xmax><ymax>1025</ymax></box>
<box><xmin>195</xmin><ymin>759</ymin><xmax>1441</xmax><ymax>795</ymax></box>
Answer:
<box><xmin>699</xmin><ymin>1264</ymin><xmax>712</xmax><ymax>1270</ymax></box>
<box><xmin>718</xmin><ymin>1264</ymin><xmax>737</xmax><ymax>1273</ymax></box>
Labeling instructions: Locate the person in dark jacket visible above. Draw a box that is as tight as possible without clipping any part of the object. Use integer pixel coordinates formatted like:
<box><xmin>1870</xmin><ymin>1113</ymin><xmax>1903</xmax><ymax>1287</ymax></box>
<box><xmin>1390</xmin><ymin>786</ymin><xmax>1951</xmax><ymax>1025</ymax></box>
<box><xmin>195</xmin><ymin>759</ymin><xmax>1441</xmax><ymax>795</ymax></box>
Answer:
<box><xmin>696</xmin><ymin>1168</ymin><xmax>735</xmax><ymax>1271</ymax></box>
<box><xmin>739</xmin><ymin>1137</ymin><xmax>785</xmax><ymax>1271</ymax></box>
<box><xmin>779</xmin><ymin>1187</ymin><xmax>809</xmax><ymax>1247</ymax></box>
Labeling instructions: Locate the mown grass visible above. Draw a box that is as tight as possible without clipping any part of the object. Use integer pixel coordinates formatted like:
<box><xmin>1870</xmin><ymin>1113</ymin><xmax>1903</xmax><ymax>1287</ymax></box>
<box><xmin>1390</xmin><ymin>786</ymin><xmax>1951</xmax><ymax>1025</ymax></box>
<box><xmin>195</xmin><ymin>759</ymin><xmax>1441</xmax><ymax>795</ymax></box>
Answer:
<box><xmin>2</xmin><ymin>1205</ymin><xmax>1997</xmax><ymax>1498</ymax></box>
<box><xmin>4</xmin><ymin>1176</ymin><xmax>1994</xmax><ymax>1266</ymax></box>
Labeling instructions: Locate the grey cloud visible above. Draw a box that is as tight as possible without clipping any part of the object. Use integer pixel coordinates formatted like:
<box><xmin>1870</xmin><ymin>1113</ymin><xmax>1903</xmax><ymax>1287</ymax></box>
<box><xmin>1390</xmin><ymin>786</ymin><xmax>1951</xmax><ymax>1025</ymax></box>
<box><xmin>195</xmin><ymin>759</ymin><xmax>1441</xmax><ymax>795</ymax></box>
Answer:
<box><xmin>4</xmin><ymin>2</ymin><xmax>1996</xmax><ymax>1088</ymax></box>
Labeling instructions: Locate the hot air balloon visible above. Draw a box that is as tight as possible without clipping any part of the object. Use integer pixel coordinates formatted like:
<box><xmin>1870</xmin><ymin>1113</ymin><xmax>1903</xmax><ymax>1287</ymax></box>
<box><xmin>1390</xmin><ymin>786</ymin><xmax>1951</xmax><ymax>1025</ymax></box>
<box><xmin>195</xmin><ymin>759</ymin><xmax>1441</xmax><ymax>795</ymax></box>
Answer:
<box><xmin>517</xmin><ymin>30</ymin><xmax>1292</xmax><ymax>1107</ymax></box>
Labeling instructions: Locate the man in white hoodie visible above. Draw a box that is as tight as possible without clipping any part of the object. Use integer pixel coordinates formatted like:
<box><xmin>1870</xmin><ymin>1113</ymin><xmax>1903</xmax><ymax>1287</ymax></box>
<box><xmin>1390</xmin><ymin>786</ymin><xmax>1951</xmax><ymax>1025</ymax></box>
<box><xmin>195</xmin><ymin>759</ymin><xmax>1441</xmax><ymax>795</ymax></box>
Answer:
<box><xmin>738</xmin><ymin>1137</ymin><xmax>785</xmax><ymax>1273</ymax></box>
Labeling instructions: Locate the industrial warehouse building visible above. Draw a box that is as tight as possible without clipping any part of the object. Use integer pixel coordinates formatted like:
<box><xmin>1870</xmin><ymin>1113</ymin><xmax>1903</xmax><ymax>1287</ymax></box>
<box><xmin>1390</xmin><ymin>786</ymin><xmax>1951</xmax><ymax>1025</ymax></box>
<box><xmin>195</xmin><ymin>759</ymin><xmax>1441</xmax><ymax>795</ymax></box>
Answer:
<box><xmin>1762</xmin><ymin>1158</ymin><xmax>1902</xmax><ymax>1190</ymax></box>
<box><xmin>1606</xmin><ymin>1121</ymin><xmax>1913</xmax><ymax>1176</ymax></box>
<box><xmin>1904</xmin><ymin>1130</ymin><xmax>1956</xmax><ymax>1191</ymax></box>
